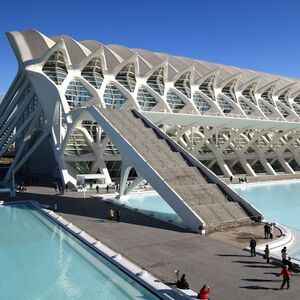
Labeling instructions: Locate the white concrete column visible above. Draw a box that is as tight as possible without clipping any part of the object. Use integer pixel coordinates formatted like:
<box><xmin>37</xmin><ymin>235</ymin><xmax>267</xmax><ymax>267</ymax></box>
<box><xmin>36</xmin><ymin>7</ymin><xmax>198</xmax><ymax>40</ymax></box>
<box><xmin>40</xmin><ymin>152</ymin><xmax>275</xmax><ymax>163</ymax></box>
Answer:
<box><xmin>253</xmin><ymin>146</ymin><xmax>277</xmax><ymax>175</ymax></box>
<box><xmin>124</xmin><ymin>175</ymin><xmax>145</xmax><ymax>195</ymax></box>
<box><xmin>118</xmin><ymin>160</ymin><xmax>132</xmax><ymax>197</ymax></box>
<box><xmin>235</xmin><ymin>150</ymin><xmax>257</xmax><ymax>176</ymax></box>
<box><xmin>276</xmin><ymin>154</ymin><xmax>295</xmax><ymax>174</ymax></box>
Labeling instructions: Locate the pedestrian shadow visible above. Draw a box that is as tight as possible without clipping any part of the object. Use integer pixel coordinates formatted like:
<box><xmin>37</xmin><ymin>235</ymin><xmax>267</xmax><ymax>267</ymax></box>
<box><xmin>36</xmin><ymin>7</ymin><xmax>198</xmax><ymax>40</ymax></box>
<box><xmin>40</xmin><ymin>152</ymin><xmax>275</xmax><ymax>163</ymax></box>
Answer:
<box><xmin>240</xmin><ymin>285</ymin><xmax>279</xmax><ymax>290</ymax></box>
<box><xmin>233</xmin><ymin>260</ymin><xmax>266</xmax><ymax>264</ymax></box>
<box><xmin>264</xmin><ymin>272</ymin><xmax>280</xmax><ymax>276</ymax></box>
<box><xmin>242</xmin><ymin>278</ymin><xmax>281</xmax><ymax>283</ymax></box>
<box><xmin>244</xmin><ymin>264</ymin><xmax>275</xmax><ymax>268</ymax></box>
<box><xmin>216</xmin><ymin>254</ymin><xmax>249</xmax><ymax>257</ymax></box>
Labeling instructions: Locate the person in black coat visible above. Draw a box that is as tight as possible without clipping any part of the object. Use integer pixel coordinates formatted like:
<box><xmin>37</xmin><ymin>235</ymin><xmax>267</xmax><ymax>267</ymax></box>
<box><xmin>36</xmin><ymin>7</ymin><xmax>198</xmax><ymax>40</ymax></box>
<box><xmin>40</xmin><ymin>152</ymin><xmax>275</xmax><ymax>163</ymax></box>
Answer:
<box><xmin>176</xmin><ymin>274</ymin><xmax>190</xmax><ymax>289</ymax></box>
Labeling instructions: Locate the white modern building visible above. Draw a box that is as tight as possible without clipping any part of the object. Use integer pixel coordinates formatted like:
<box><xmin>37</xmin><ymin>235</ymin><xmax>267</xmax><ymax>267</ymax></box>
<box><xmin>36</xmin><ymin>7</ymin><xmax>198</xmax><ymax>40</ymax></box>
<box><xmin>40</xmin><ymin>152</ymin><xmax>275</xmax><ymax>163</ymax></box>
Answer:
<box><xmin>5</xmin><ymin>29</ymin><xmax>300</xmax><ymax>231</ymax></box>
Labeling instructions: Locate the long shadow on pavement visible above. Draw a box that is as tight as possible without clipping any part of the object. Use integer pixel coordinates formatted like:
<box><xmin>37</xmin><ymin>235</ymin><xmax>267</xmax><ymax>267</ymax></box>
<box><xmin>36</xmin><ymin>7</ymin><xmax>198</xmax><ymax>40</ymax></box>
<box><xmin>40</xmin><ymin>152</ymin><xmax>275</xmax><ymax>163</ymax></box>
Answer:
<box><xmin>233</xmin><ymin>260</ymin><xmax>266</xmax><ymax>264</ymax></box>
<box><xmin>242</xmin><ymin>278</ymin><xmax>281</xmax><ymax>282</ymax></box>
<box><xmin>4</xmin><ymin>191</ymin><xmax>191</xmax><ymax>233</ymax></box>
<box><xmin>216</xmin><ymin>254</ymin><xmax>249</xmax><ymax>257</ymax></box>
<box><xmin>240</xmin><ymin>285</ymin><xmax>279</xmax><ymax>290</ymax></box>
<box><xmin>244</xmin><ymin>265</ymin><xmax>275</xmax><ymax>268</ymax></box>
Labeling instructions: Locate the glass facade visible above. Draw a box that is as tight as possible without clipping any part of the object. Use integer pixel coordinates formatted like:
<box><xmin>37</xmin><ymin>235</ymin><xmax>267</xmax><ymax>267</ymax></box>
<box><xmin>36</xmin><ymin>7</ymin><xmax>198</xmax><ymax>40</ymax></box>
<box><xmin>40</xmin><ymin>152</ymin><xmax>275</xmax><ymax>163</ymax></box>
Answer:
<box><xmin>277</xmin><ymin>104</ymin><xmax>289</xmax><ymax>118</ymax></box>
<box><xmin>217</xmin><ymin>95</ymin><xmax>233</xmax><ymax>114</ymax></box>
<box><xmin>174</xmin><ymin>72</ymin><xmax>191</xmax><ymax>98</ymax></box>
<box><xmin>103</xmin><ymin>84</ymin><xmax>127</xmax><ymax>109</ymax></box>
<box><xmin>42</xmin><ymin>51</ymin><xmax>68</xmax><ymax>85</ymax></box>
<box><xmin>65</xmin><ymin>128</ymin><xmax>94</xmax><ymax>156</ymax></box>
<box><xmin>137</xmin><ymin>88</ymin><xmax>157</xmax><ymax>111</ymax></box>
<box><xmin>222</xmin><ymin>80</ymin><xmax>237</xmax><ymax>103</ymax></box>
<box><xmin>199</xmin><ymin>76</ymin><xmax>215</xmax><ymax>101</ymax></box>
<box><xmin>261</xmin><ymin>87</ymin><xmax>275</xmax><ymax>106</ymax></box>
<box><xmin>258</xmin><ymin>100</ymin><xmax>272</xmax><ymax>116</ymax></box>
<box><xmin>81</xmin><ymin>57</ymin><xmax>103</xmax><ymax>89</ymax></box>
<box><xmin>116</xmin><ymin>63</ymin><xmax>136</xmax><ymax>92</ymax></box>
<box><xmin>193</xmin><ymin>92</ymin><xmax>210</xmax><ymax>113</ymax></box>
<box><xmin>278</xmin><ymin>90</ymin><xmax>291</xmax><ymax>108</ymax></box>
<box><xmin>292</xmin><ymin>103</ymin><xmax>300</xmax><ymax>117</ymax></box>
<box><xmin>166</xmin><ymin>90</ymin><xmax>185</xmax><ymax>112</ymax></box>
<box><xmin>242</xmin><ymin>82</ymin><xmax>257</xmax><ymax>104</ymax></box>
<box><xmin>147</xmin><ymin>67</ymin><xmax>165</xmax><ymax>96</ymax></box>
<box><xmin>239</xmin><ymin>98</ymin><xmax>253</xmax><ymax>115</ymax></box>
<box><xmin>65</xmin><ymin>81</ymin><xmax>92</xmax><ymax>109</ymax></box>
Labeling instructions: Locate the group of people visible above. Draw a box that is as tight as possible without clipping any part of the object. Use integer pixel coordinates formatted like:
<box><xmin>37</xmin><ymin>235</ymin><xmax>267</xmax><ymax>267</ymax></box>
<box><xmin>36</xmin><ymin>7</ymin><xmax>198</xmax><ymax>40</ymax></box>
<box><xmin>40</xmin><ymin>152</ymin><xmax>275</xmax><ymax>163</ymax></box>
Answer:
<box><xmin>249</xmin><ymin>231</ymin><xmax>294</xmax><ymax>290</ymax></box>
<box><xmin>277</xmin><ymin>246</ymin><xmax>293</xmax><ymax>289</ymax></box>
<box><xmin>264</xmin><ymin>222</ymin><xmax>274</xmax><ymax>239</ymax></box>
<box><xmin>175</xmin><ymin>272</ymin><xmax>211</xmax><ymax>299</ymax></box>
<box><xmin>229</xmin><ymin>176</ymin><xmax>248</xmax><ymax>183</ymax></box>
<box><xmin>250</xmin><ymin>236</ymin><xmax>271</xmax><ymax>263</ymax></box>
<box><xmin>109</xmin><ymin>208</ymin><xmax>121</xmax><ymax>222</ymax></box>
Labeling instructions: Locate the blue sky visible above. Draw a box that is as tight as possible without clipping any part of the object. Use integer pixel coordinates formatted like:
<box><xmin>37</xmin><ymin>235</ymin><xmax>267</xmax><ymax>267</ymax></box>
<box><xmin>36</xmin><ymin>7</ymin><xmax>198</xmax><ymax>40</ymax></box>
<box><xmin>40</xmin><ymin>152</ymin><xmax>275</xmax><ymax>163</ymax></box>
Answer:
<box><xmin>1</xmin><ymin>0</ymin><xmax>300</xmax><ymax>95</ymax></box>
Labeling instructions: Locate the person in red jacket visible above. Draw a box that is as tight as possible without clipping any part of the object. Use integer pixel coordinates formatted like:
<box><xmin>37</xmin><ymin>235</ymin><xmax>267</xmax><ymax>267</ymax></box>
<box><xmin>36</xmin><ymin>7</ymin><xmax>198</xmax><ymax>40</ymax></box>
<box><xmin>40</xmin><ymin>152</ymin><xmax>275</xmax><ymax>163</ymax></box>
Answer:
<box><xmin>278</xmin><ymin>265</ymin><xmax>291</xmax><ymax>290</ymax></box>
<box><xmin>197</xmin><ymin>284</ymin><xmax>211</xmax><ymax>299</ymax></box>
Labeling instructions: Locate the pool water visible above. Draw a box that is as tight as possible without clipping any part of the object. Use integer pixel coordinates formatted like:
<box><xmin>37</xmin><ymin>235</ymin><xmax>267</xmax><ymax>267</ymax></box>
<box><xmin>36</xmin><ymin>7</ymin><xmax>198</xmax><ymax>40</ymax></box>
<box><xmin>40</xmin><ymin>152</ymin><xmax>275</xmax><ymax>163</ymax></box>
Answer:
<box><xmin>0</xmin><ymin>203</ymin><xmax>160</xmax><ymax>300</ymax></box>
<box><xmin>233</xmin><ymin>181</ymin><xmax>300</xmax><ymax>259</ymax></box>
<box><xmin>118</xmin><ymin>194</ymin><xmax>183</xmax><ymax>224</ymax></box>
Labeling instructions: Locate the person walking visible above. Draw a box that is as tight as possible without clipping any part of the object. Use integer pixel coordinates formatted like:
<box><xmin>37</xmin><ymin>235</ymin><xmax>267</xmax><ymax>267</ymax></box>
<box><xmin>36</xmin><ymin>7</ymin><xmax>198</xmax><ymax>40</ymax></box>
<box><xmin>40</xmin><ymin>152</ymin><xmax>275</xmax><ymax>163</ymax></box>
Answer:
<box><xmin>264</xmin><ymin>245</ymin><xmax>270</xmax><ymax>263</ymax></box>
<box><xmin>109</xmin><ymin>208</ymin><xmax>114</xmax><ymax>221</ymax></box>
<box><xmin>116</xmin><ymin>209</ymin><xmax>121</xmax><ymax>222</ymax></box>
<box><xmin>250</xmin><ymin>237</ymin><xmax>257</xmax><ymax>257</ymax></box>
<box><xmin>281</xmin><ymin>247</ymin><xmax>288</xmax><ymax>264</ymax></box>
<box><xmin>277</xmin><ymin>265</ymin><xmax>291</xmax><ymax>290</ymax></box>
<box><xmin>197</xmin><ymin>284</ymin><xmax>211</xmax><ymax>299</ymax></box>
<box><xmin>106</xmin><ymin>184</ymin><xmax>109</xmax><ymax>193</ymax></box>
<box><xmin>96</xmin><ymin>185</ymin><xmax>100</xmax><ymax>193</ymax></box>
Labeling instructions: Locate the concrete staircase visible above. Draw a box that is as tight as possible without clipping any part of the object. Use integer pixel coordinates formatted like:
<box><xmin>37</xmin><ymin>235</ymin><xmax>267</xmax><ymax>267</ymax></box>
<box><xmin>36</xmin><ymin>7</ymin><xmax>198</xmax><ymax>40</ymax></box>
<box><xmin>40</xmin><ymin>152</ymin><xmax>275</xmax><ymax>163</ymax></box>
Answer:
<box><xmin>99</xmin><ymin>108</ymin><xmax>251</xmax><ymax>231</ymax></box>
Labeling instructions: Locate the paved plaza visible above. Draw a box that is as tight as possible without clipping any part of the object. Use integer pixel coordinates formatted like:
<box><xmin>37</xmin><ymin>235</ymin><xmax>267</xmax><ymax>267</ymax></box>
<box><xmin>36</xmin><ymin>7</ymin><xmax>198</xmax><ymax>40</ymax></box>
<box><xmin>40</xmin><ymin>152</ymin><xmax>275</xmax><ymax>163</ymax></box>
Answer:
<box><xmin>3</xmin><ymin>186</ymin><xmax>300</xmax><ymax>300</ymax></box>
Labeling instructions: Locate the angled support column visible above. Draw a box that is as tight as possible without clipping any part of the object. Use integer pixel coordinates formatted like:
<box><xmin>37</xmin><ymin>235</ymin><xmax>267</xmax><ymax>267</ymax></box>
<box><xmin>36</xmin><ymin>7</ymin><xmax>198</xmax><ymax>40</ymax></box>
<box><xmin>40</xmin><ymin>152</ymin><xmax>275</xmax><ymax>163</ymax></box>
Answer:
<box><xmin>125</xmin><ymin>175</ymin><xmax>145</xmax><ymax>195</ymax></box>
<box><xmin>207</xmin><ymin>159</ymin><xmax>216</xmax><ymax>169</ymax></box>
<box><xmin>235</xmin><ymin>150</ymin><xmax>257</xmax><ymax>176</ymax></box>
<box><xmin>118</xmin><ymin>160</ymin><xmax>132</xmax><ymax>197</ymax></box>
<box><xmin>191</xmin><ymin>127</ymin><xmax>219</xmax><ymax>156</ymax></box>
<box><xmin>290</xmin><ymin>148</ymin><xmax>300</xmax><ymax>167</ymax></box>
<box><xmin>253</xmin><ymin>145</ymin><xmax>277</xmax><ymax>175</ymax></box>
<box><xmin>275</xmin><ymin>153</ymin><xmax>295</xmax><ymax>174</ymax></box>
<box><xmin>211</xmin><ymin>146</ymin><xmax>233</xmax><ymax>177</ymax></box>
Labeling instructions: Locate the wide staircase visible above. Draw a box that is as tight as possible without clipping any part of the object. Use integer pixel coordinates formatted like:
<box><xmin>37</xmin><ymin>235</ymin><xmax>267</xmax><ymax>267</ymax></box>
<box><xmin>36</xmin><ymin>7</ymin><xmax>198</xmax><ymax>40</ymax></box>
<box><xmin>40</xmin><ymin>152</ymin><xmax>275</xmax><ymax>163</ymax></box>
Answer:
<box><xmin>99</xmin><ymin>108</ymin><xmax>251</xmax><ymax>231</ymax></box>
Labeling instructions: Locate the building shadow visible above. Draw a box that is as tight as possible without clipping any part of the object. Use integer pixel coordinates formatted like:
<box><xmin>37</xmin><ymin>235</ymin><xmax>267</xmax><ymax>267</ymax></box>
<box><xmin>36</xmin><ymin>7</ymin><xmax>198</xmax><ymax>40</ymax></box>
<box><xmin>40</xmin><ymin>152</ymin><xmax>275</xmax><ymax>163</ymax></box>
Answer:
<box><xmin>3</xmin><ymin>190</ymin><xmax>192</xmax><ymax>233</ymax></box>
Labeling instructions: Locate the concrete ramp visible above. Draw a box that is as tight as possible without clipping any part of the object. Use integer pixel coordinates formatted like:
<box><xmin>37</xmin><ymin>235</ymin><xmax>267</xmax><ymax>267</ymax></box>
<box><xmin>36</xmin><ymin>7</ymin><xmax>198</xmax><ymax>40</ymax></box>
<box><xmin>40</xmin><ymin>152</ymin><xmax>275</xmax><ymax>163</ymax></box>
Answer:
<box><xmin>88</xmin><ymin>107</ymin><xmax>258</xmax><ymax>232</ymax></box>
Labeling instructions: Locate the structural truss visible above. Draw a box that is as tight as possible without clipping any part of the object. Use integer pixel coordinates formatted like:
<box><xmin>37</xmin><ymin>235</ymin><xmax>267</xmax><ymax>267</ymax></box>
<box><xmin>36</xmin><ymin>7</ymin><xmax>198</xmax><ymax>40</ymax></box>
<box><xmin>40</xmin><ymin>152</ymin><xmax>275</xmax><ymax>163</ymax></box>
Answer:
<box><xmin>2</xmin><ymin>29</ymin><xmax>300</xmax><ymax>190</ymax></box>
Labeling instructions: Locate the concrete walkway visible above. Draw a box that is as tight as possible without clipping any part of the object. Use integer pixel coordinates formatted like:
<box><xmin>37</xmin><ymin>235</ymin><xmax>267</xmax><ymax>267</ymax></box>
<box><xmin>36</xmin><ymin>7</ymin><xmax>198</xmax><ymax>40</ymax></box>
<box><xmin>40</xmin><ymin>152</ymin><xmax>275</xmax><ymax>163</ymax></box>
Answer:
<box><xmin>3</xmin><ymin>186</ymin><xmax>300</xmax><ymax>300</ymax></box>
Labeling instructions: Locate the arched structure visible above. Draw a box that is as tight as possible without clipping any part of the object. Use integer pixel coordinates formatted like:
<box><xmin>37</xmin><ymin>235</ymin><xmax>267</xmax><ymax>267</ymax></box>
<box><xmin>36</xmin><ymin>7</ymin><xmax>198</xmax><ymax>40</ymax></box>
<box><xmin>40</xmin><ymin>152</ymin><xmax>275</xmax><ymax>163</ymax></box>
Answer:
<box><xmin>4</xmin><ymin>29</ymin><xmax>300</xmax><ymax>230</ymax></box>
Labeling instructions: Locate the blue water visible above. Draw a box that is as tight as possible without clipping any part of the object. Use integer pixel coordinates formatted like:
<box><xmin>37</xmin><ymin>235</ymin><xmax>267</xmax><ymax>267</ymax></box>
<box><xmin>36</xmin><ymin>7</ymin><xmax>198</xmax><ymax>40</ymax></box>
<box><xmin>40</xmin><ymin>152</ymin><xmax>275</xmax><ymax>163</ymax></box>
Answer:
<box><xmin>119</xmin><ymin>194</ymin><xmax>183</xmax><ymax>224</ymax></box>
<box><xmin>0</xmin><ymin>203</ymin><xmax>160</xmax><ymax>300</ymax></box>
<box><xmin>233</xmin><ymin>181</ymin><xmax>300</xmax><ymax>259</ymax></box>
